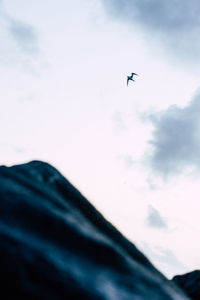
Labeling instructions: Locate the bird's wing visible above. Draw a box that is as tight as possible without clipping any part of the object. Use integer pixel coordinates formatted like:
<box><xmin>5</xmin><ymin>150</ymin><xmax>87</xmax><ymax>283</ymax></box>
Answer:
<box><xmin>132</xmin><ymin>73</ymin><xmax>138</xmax><ymax>76</ymax></box>
<box><xmin>127</xmin><ymin>77</ymin><xmax>129</xmax><ymax>85</ymax></box>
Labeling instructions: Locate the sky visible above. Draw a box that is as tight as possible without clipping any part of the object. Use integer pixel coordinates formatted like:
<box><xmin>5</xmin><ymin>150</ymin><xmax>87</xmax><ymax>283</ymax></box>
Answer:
<box><xmin>1</xmin><ymin>0</ymin><xmax>200</xmax><ymax>278</ymax></box>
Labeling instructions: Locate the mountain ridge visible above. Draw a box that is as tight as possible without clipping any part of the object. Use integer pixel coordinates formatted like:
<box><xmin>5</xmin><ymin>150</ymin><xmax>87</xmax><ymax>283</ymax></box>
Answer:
<box><xmin>0</xmin><ymin>160</ymin><xmax>190</xmax><ymax>299</ymax></box>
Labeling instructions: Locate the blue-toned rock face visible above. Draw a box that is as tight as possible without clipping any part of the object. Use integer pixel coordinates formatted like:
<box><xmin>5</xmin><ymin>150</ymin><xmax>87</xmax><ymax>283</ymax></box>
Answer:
<box><xmin>173</xmin><ymin>271</ymin><xmax>200</xmax><ymax>300</ymax></box>
<box><xmin>0</xmin><ymin>161</ymin><xmax>188</xmax><ymax>299</ymax></box>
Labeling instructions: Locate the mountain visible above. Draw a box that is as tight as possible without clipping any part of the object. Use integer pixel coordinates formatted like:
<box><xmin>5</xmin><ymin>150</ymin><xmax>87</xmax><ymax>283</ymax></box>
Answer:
<box><xmin>173</xmin><ymin>271</ymin><xmax>200</xmax><ymax>300</ymax></box>
<box><xmin>0</xmin><ymin>160</ymin><xmax>189</xmax><ymax>299</ymax></box>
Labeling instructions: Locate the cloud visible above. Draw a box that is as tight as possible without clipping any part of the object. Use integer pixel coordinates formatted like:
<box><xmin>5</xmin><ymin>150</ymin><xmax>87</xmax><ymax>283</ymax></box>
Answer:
<box><xmin>102</xmin><ymin>0</ymin><xmax>200</xmax><ymax>33</ymax></box>
<box><xmin>146</xmin><ymin>205</ymin><xmax>167</xmax><ymax>229</ymax></box>
<box><xmin>0</xmin><ymin>142</ymin><xmax>26</xmax><ymax>154</ymax></box>
<box><xmin>112</xmin><ymin>111</ymin><xmax>127</xmax><ymax>132</ymax></box>
<box><xmin>118</xmin><ymin>154</ymin><xmax>135</xmax><ymax>168</ymax></box>
<box><xmin>101</xmin><ymin>0</ymin><xmax>200</xmax><ymax>60</ymax></box>
<box><xmin>140</xmin><ymin>242</ymin><xmax>188</xmax><ymax>278</ymax></box>
<box><xmin>146</xmin><ymin>94</ymin><xmax>200</xmax><ymax>176</ymax></box>
<box><xmin>0</xmin><ymin>2</ymin><xmax>39</xmax><ymax>57</ymax></box>
<box><xmin>7</xmin><ymin>18</ymin><xmax>38</xmax><ymax>54</ymax></box>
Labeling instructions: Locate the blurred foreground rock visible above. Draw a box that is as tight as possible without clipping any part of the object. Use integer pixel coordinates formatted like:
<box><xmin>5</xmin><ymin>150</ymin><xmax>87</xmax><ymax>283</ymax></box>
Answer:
<box><xmin>0</xmin><ymin>160</ymin><xmax>189</xmax><ymax>299</ymax></box>
<box><xmin>173</xmin><ymin>271</ymin><xmax>200</xmax><ymax>300</ymax></box>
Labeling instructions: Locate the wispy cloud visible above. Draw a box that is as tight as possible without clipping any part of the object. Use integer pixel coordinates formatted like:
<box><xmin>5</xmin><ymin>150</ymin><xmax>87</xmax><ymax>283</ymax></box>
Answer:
<box><xmin>146</xmin><ymin>93</ymin><xmax>200</xmax><ymax>176</ymax></box>
<box><xmin>7</xmin><ymin>18</ymin><xmax>38</xmax><ymax>54</ymax></box>
<box><xmin>118</xmin><ymin>154</ymin><xmax>135</xmax><ymax>168</ymax></box>
<box><xmin>140</xmin><ymin>242</ymin><xmax>188</xmax><ymax>278</ymax></box>
<box><xmin>146</xmin><ymin>205</ymin><xmax>167</xmax><ymax>229</ymax></box>
<box><xmin>0</xmin><ymin>142</ymin><xmax>26</xmax><ymax>154</ymax></box>
<box><xmin>101</xmin><ymin>0</ymin><xmax>200</xmax><ymax>60</ymax></box>
<box><xmin>112</xmin><ymin>111</ymin><xmax>127</xmax><ymax>132</ymax></box>
<box><xmin>0</xmin><ymin>1</ymin><xmax>39</xmax><ymax>65</ymax></box>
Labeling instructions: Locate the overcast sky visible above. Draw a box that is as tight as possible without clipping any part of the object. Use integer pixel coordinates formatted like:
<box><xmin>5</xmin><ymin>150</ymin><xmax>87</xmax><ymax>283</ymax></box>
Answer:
<box><xmin>1</xmin><ymin>0</ymin><xmax>200</xmax><ymax>278</ymax></box>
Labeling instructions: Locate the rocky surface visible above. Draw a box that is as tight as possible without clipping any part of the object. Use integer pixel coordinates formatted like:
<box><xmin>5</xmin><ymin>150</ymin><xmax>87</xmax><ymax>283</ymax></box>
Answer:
<box><xmin>173</xmin><ymin>271</ymin><xmax>200</xmax><ymax>300</ymax></box>
<box><xmin>0</xmin><ymin>160</ymin><xmax>189</xmax><ymax>299</ymax></box>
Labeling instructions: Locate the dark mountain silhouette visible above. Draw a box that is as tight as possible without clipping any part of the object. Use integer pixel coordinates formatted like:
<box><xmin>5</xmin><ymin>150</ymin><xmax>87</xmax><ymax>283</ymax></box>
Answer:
<box><xmin>0</xmin><ymin>160</ymin><xmax>190</xmax><ymax>299</ymax></box>
<box><xmin>173</xmin><ymin>271</ymin><xmax>200</xmax><ymax>300</ymax></box>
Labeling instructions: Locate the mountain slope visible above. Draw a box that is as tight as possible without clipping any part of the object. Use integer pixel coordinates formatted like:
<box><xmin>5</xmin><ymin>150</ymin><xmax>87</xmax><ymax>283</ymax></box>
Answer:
<box><xmin>0</xmin><ymin>160</ymin><xmax>189</xmax><ymax>299</ymax></box>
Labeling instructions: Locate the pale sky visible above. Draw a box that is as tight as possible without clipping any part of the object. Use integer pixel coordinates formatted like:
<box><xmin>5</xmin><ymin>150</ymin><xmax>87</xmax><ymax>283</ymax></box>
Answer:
<box><xmin>1</xmin><ymin>0</ymin><xmax>200</xmax><ymax>278</ymax></box>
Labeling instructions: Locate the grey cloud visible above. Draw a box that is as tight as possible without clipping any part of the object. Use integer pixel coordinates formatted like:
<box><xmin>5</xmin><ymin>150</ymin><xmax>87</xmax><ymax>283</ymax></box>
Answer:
<box><xmin>146</xmin><ymin>94</ymin><xmax>200</xmax><ymax>176</ymax></box>
<box><xmin>146</xmin><ymin>205</ymin><xmax>167</xmax><ymax>229</ymax></box>
<box><xmin>103</xmin><ymin>0</ymin><xmax>200</xmax><ymax>32</ymax></box>
<box><xmin>102</xmin><ymin>0</ymin><xmax>200</xmax><ymax>59</ymax></box>
<box><xmin>0</xmin><ymin>2</ymin><xmax>39</xmax><ymax>55</ymax></box>
<box><xmin>8</xmin><ymin>18</ymin><xmax>38</xmax><ymax>54</ymax></box>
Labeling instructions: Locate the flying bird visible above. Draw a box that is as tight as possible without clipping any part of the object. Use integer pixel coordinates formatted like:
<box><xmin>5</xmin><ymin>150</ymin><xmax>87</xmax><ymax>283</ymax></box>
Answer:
<box><xmin>127</xmin><ymin>72</ymin><xmax>138</xmax><ymax>86</ymax></box>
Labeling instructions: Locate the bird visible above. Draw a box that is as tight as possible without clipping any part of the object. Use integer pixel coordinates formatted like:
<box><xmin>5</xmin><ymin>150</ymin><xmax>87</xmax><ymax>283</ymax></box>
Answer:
<box><xmin>127</xmin><ymin>72</ymin><xmax>138</xmax><ymax>86</ymax></box>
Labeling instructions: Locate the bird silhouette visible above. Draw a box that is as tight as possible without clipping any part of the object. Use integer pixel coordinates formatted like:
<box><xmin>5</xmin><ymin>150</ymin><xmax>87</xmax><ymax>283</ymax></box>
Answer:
<box><xmin>127</xmin><ymin>73</ymin><xmax>138</xmax><ymax>86</ymax></box>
